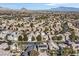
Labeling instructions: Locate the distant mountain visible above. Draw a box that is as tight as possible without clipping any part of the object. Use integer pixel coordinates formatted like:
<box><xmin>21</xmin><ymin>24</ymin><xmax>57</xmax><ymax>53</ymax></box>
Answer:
<box><xmin>0</xmin><ymin>6</ymin><xmax>79</xmax><ymax>14</ymax></box>
<box><xmin>49</xmin><ymin>7</ymin><xmax>79</xmax><ymax>12</ymax></box>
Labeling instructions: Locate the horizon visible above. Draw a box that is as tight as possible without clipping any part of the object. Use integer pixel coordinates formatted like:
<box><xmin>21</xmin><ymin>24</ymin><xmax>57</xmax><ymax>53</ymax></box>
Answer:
<box><xmin>0</xmin><ymin>3</ymin><xmax>79</xmax><ymax>10</ymax></box>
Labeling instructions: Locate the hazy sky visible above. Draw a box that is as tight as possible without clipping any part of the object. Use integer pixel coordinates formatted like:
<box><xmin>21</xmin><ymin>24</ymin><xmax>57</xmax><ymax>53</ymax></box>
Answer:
<box><xmin>0</xmin><ymin>3</ymin><xmax>79</xmax><ymax>10</ymax></box>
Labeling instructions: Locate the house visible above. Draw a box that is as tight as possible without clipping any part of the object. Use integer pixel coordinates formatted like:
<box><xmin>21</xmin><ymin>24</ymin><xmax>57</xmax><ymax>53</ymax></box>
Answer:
<box><xmin>20</xmin><ymin>42</ymin><xmax>48</xmax><ymax>56</ymax></box>
<box><xmin>37</xmin><ymin>44</ymin><xmax>48</xmax><ymax>52</ymax></box>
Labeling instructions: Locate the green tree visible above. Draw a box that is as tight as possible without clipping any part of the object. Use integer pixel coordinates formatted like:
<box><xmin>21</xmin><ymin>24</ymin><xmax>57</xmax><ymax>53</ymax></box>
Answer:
<box><xmin>48</xmin><ymin>50</ymin><xmax>57</xmax><ymax>56</ymax></box>
<box><xmin>18</xmin><ymin>35</ymin><xmax>23</xmax><ymax>49</ymax></box>
<box><xmin>57</xmin><ymin>36</ymin><xmax>62</xmax><ymax>40</ymax></box>
<box><xmin>52</xmin><ymin>36</ymin><xmax>62</xmax><ymax>41</ymax></box>
<box><xmin>32</xmin><ymin>36</ymin><xmax>35</xmax><ymax>41</ymax></box>
<box><xmin>30</xmin><ymin>23</ymin><xmax>33</xmax><ymax>28</ymax></box>
<box><xmin>69</xmin><ymin>31</ymin><xmax>79</xmax><ymax>42</ymax></box>
<box><xmin>44</xmin><ymin>27</ymin><xmax>49</xmax><ymax>33</ymax></box>
<box><xmin>23</xmin><ymin>34</ymin><xmax>28</xmax><ymax>41</ymax></box>
<box><xmin>62</xmin><ymin>47</ymin><xmax>75</xmax><ymax>56</ymax></box>
<box><xmin>18</xmin><ymin>35</ymin><xmax>23</xmax><ymax>41</ymax></box>
<box><xmin>52</xmin><ymin>36</ymin><xmax>58</xmax><ymax>40</ymax></box>
<box><xmin>36</xmin><ymin>34</ymin><xmax>42</xmax><ymax>41</ymax></box>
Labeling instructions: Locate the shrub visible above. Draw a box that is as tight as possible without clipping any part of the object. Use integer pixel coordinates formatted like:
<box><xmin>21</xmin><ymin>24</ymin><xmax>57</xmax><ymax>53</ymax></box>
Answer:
<box><xmin>30</xmin><ymin>50</ymin><xmax>39</xmax><ymax>56</ymax></box>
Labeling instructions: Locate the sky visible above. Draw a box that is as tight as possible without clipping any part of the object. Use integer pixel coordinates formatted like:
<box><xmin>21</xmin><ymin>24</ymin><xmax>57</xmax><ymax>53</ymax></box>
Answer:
<box><xmin>0</xmin><ymin>3</ymin><xmax>79</xmax><ymax>10</ymax></box>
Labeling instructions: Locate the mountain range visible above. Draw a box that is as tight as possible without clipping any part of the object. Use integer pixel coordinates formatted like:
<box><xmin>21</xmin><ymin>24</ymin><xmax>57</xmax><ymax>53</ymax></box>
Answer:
<box><xmin>0</xmin><ymin>6</ymin><xmax>79</xmax><ymax>12</ymax></box>
<box><xmin>49</xmin><ymin>7</ymin><xmax>79</xmax><ymax>12</ymax></box>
